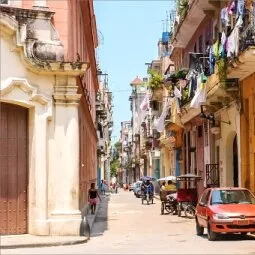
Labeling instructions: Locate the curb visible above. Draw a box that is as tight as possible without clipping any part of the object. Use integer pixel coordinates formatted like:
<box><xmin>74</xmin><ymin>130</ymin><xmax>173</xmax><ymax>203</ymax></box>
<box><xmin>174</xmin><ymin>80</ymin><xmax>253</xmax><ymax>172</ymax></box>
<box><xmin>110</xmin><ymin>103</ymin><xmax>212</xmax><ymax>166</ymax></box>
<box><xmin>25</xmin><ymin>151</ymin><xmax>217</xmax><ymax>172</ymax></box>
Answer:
<box><xmin>0</xmin><ymin>238</ymin><xmax>88</xmax><ymax>250</ymax></box>
<box><xmin>0</xmin><ymin>195</ymin><xmax>110</xmax><ymax>249</ymax></box>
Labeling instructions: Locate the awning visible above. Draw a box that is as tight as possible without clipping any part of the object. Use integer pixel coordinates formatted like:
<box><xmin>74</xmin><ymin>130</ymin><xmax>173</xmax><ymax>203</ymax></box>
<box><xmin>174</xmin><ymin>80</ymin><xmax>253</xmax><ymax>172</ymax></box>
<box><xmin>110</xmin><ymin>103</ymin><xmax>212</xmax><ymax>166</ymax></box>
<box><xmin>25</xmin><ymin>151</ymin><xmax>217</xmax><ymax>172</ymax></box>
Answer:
<box><xmin>157</xmin><ymin>176</ymin><xmax>176</xmax><ymax>182</ymax></box>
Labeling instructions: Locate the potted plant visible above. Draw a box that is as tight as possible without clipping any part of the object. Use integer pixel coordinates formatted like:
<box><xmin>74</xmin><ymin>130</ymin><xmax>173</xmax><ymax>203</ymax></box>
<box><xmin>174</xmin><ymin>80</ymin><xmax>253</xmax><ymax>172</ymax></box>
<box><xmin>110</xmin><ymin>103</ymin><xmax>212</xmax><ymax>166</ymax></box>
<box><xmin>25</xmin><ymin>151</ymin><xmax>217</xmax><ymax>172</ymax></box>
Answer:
<box><xmin>148</xmin><ymin>69</ymin><xmax>164</xmax><ymax>99</ymax></box>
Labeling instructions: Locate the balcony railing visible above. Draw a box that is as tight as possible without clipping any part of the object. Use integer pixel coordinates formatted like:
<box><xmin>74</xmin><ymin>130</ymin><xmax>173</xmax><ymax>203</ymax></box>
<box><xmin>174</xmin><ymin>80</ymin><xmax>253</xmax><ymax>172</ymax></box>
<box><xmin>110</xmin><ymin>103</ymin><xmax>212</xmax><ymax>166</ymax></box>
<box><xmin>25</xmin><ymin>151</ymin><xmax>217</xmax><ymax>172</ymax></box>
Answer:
<box><xmin>239</xmin><ymin>21</ymin><xmax>255</xmax><ymax>52</ymax></box>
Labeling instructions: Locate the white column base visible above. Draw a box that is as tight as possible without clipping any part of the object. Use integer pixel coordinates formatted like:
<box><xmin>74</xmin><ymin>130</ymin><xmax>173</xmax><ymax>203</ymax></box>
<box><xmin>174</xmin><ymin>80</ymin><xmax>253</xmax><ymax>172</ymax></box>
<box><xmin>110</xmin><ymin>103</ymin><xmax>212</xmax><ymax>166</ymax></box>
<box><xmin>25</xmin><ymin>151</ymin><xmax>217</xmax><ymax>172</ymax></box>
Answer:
<box><xmin>48</xmin><ymin>210</ymin><xmax>82</xmax><ymax>236</ymax></box>
<box><xmin>29</xmin><ymin>219</ymin><xmax>50</xmax><ymax>236</ymax></box>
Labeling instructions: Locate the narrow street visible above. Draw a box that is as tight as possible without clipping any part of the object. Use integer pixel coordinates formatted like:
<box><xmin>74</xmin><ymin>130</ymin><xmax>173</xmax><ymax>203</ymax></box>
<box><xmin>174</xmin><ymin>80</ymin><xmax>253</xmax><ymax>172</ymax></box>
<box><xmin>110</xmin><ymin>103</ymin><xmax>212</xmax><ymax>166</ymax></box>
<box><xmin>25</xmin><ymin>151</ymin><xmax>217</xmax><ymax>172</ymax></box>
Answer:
<box><xmin>2</xmin><ymin>191</ymin><xmax>255</xmax><ymax>255</ymax></box>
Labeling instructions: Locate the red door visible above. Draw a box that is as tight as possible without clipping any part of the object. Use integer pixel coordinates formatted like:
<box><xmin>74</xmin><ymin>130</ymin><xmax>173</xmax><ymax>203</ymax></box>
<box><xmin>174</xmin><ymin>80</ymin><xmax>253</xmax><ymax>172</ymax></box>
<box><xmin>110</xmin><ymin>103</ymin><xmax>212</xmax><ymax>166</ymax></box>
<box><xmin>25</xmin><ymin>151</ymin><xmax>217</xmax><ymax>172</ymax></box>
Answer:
<box><xmin>0</xmin><ymin>103</ymin><xmax>28</xmax><ymax>234</ymax></box>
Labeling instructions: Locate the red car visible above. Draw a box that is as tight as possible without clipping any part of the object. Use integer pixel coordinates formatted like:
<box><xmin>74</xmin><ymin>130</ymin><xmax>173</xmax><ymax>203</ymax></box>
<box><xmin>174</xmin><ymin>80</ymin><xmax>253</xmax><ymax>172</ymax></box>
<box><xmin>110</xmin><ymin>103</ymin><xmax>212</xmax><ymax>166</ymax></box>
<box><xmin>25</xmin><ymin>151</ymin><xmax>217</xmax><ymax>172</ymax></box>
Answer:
<box><xmin>195</xmin><ymin>187</ymin><xmax>255</xmax><ymax>241</ymax></box>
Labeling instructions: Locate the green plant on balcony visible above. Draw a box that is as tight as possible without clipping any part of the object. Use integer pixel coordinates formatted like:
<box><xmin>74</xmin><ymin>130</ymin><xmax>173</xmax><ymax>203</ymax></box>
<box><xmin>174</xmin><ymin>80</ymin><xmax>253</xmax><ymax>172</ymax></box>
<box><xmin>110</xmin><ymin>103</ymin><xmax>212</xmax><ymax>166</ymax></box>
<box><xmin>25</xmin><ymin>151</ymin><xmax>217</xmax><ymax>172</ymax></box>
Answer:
<box><xmin>177</xmin><ymin>0</ymin><xmax>189</xmax><ymax>19</ymax></box>
<box><xmin>217</xmin><ymin>58</ymin><xmax>227</xmax><ymax>85</ymax></box>
<box><xmin>168</xmin><ymin>69</ymin><xmax>188</xmax><ymax>84</ymax></box>
<box><xmin>180</xmin><ymin>87</ymin><xmax>190</xmax><ymax>106</ymax></box>
<box><xmin>148</xmin><ymin>69</ymin><xmax>164</xmax><ymax>90</ymax></box>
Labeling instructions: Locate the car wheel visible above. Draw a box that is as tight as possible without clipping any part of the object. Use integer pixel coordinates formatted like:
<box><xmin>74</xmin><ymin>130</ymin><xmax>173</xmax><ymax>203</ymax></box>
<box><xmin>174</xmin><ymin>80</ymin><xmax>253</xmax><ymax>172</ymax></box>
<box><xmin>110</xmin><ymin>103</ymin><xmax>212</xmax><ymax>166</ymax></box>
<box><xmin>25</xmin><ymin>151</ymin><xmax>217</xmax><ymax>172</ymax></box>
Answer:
<box><xmin>196</xmin><ymin>218</ymin><xmax>204</xmax><ymax>236</ymax></box>
<box><xmin>207</xmin><ymin>221</ymin><xmax>218</xmax><ymax>241</ymax></box>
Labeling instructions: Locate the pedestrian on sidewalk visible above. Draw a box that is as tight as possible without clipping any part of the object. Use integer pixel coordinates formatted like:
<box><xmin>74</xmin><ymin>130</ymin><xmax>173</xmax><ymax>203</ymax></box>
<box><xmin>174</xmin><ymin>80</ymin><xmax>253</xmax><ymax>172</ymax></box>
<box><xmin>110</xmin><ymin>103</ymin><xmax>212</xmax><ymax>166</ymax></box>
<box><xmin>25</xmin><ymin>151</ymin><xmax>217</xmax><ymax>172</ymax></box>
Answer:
<box><xmin>115</xmin><ymin>182</ymin><xmax>118</xmax><ymax>193</ymax></box>
<box><xmin>101</xmin><ymin>180</ymin><xmax>106</xmax><ymax>195</ymax></box>
<box><xmin>88</xmin><ymin>183</ymin><xmax>101</xmax><ymax>215</ymax></box>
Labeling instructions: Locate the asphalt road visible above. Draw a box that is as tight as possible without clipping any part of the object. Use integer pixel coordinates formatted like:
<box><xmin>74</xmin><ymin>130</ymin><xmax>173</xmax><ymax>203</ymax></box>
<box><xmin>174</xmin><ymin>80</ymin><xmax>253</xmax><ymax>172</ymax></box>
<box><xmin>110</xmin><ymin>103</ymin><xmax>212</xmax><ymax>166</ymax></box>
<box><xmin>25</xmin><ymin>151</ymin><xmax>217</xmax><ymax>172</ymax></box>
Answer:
<box><xmin>2</xmin><ymin>190</ymin><xmax>255</xmax><ymax>254</ymax></box>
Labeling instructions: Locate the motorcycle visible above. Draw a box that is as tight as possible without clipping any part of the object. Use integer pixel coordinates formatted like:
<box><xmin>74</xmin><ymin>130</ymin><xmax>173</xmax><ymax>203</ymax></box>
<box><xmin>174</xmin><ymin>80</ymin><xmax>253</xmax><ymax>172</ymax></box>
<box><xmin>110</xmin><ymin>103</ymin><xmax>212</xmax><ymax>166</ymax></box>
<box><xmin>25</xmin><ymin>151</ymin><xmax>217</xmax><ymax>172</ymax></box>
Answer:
<box><xmin>141</xmin><ymin>186</ymin><xmax>154</xmax><ymax>205</ymax></box>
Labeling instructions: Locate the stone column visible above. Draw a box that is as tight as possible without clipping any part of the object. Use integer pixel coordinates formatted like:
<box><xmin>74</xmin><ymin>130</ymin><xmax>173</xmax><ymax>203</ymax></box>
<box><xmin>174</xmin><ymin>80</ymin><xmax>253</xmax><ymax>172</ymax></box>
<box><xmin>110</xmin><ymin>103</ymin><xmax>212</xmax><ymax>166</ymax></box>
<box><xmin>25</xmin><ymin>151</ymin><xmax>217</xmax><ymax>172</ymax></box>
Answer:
<box><xmin>31</xmin><ymin>107</ymin><xmax>50</xmax><ymax>235</ymax></box>
<box><xmin>49</xmin><ymin>76</ymin><xmax>82</xmax><ymax>236</ymax></box>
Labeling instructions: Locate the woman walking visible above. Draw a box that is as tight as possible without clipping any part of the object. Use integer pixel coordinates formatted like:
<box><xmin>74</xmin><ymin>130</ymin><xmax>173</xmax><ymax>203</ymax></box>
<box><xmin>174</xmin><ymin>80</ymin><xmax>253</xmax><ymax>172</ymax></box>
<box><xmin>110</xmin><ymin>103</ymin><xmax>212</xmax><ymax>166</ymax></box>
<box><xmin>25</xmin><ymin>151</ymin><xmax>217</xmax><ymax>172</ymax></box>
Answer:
<box><xmin>88</xmin><ymin>183</ymin><xmax>101</xmax><ymax>214</ymax></box>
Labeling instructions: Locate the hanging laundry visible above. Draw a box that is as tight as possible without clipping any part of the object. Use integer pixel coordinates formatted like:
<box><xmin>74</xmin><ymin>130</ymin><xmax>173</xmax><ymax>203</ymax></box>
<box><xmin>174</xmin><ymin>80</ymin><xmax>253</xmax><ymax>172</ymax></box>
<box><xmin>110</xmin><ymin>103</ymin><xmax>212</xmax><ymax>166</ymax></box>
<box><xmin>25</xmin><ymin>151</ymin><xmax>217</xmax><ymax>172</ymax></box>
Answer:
<box><xmin>219</xmin><ymin>31</ymin><xmax>227</xmax><ymax>57</ymax></box>
<box><xmin>228</xmin><ymin>0</ymin><xmax>236</xmax><ymax>14</ymax></box>
<box><xmin>221</xmin><ymin>7</ymin><xmax>230</xmax><ymax>26</ymax></box>
<box><xmin>174</xmin><ymin>86</ymin><xmax>182</xmax><ymax>113</ymax></box>
<box><xmin>139</xmin><ymin>91</ymin><xmax>150</xmax><ymax>111</ymax></box>
<box><xmin>209</xmin><ymin>46</ymin><xmax>215</xmax><ymax>75</ymax></box>
<box><xmin>190</xmin><ymin>75</ymin><xmax>207</xmax><ymax>109</ymax></box>
<box><xmin>236</xmin><ymin>0</ymin><xmax>245</xmax><ymax>21</ymax></box>
<box><xmin>227</xmin><ymin>17</ymin><xmax>243</xmax><ymax>57</ymax></box>
<box><xmin>188</xmin><ymin>77</ymin><xmax>197</xmax><ymax>98</ymax></box>
<box><xmin>174</xmin><ymin>86</ymin><xmax>182</xmax><ymax>99</ymax></box>
<box><xmin>213</xmin><ymin>40</ymin><xmax>220</xmax><ymax>58</ymax></box>
<box><xmin>156</xmin><ymin>99</ymin><xmax>172</xmax><ymax>133</ymax></box>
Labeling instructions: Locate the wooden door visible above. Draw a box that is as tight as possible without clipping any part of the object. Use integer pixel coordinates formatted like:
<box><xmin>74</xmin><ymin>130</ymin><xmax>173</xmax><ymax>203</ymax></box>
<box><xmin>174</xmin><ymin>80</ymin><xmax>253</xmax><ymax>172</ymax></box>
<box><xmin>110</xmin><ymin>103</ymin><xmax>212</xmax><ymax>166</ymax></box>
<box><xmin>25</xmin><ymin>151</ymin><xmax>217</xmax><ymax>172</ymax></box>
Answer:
<box><xmin>0</xmin><ymin>103</ymin><xmax>28</xmax><ymax>234</ymax></box>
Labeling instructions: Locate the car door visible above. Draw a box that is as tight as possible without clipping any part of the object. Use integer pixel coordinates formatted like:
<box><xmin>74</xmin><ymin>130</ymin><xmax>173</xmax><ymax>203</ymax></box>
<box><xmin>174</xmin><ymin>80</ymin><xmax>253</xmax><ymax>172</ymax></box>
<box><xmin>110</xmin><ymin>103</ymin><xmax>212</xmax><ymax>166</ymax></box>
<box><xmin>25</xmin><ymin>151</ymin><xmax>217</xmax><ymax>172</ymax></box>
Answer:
<box><xmin>200</xmin><ymin>189</ymin><xmax>211</xmax><ymax>227</ymax></box>
<box><xmin>197</xmin><ymin>189</ymin><xmax>211</xmax><ymax>227</ymax></box>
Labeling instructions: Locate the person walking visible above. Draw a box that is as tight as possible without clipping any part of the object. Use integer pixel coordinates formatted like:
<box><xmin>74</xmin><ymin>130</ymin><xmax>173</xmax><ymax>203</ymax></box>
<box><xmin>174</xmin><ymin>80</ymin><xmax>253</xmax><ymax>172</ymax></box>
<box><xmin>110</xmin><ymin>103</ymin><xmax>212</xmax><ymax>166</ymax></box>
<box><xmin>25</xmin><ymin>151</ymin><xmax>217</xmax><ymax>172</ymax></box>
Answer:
<box><xmin>101</xmin><ymin>180</ymin><xmax>106</xmax><ymax>195</ymax></box>
<box><xmin>115</xmin><ymin>182</ymin><xmax>118</xmax><ymax>193</ymax></box>
<box><xmin>88</xmin><ymin>183</ymin><xmax>101</xmax><ymax>214</ymax></box>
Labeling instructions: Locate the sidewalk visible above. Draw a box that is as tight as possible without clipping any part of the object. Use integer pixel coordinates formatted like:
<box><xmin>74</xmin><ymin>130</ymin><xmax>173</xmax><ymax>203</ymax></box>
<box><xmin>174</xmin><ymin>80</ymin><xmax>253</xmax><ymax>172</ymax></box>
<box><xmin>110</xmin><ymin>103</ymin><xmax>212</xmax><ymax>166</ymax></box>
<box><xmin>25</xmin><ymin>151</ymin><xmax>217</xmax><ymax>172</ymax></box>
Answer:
<box><xmin>0</xmin><ymin>235</ymin><xmax>87</xmax><ymax>249</ymax></box>
<box><xmin>0</xmin><ymin>194</ymin><xmax>109</xmax><ymax>249</ymax></box>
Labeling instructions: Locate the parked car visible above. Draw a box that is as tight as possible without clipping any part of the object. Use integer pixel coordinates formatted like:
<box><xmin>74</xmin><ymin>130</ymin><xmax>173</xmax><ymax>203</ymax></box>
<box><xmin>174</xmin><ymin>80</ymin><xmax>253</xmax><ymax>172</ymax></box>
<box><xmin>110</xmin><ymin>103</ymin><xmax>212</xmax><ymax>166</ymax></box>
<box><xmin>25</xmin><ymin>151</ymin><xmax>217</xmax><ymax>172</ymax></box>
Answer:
<box><xmin>196</xmin><ymin>187</ymin><xmax>255</xmax><ymax>241</ymax></box>
<box><xmin>133</xmin><ymin>181</ymin><xmax>142</xmax><ymax>198</ymax></box>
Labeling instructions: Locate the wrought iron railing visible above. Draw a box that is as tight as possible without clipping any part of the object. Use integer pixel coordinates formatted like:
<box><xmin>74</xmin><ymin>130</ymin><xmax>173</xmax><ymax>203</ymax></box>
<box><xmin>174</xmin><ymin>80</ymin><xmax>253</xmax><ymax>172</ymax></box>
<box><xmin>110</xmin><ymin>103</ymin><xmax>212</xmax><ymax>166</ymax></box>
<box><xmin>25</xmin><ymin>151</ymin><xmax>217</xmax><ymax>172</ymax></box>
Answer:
<box><xmin>206</xmin><ymin>164</ymin><xmax>220</xmax><ymax>188</ymax></box>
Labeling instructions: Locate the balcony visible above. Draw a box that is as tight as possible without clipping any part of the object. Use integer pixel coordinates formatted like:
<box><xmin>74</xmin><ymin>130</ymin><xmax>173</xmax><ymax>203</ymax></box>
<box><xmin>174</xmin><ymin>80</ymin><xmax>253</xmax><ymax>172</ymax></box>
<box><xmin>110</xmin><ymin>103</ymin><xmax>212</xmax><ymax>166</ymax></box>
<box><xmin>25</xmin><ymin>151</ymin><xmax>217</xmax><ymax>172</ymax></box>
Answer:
<box><xmin>172</xmin><ymin>1</ymin><xmax>206</xmax><ymax>49</ymax></box>
<box><xmin>172</xmin><ymin>0</ymin><xmax>220</xmax><ymax>50</ymax></box>
<box><xmin>151</xmin><ymin>87</ymin><xmax>164</xmax><ymax>101</ymax></box>
<box><xmin>97</xmin><ymin>139</ymin><xmax>106</xmax><ymax>155</ymax></box>
<box><xmin>227</xmin><ymin>25</ymin><xmax>255</xmax><ymax>81</ymax></box>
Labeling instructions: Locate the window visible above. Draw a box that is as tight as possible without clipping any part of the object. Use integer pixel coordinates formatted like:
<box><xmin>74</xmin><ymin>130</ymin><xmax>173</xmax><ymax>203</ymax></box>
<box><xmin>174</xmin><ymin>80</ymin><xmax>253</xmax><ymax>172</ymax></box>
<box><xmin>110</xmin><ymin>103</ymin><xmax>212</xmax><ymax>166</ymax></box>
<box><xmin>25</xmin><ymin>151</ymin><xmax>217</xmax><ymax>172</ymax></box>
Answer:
<box><xmin>194</xmin><ymin>43</ymin><xmax>197</xmax><ymax>53</ymax></box>
<box><xmin>211</xmin><ymin>190</ymin><xmax>255</xmax><ymax>205</ymax></box>
<box><xmin>0</xmin><ymin>0</ymin><xmax>9</xmax><ymax>4</ymax></box>
<box><xmin>198</xmin><ymin>125</ymin><xmax>203</xmax><ymax>138</ymax></box>
<box><xmin>200</xmin><ymin>190</ymin><xmax>211</xmax><ymax>205</ymax></box>
<box><xmin>204</xmin><ymin>121</ymin><xmax>209</xmax><ymax>146</ymax></box>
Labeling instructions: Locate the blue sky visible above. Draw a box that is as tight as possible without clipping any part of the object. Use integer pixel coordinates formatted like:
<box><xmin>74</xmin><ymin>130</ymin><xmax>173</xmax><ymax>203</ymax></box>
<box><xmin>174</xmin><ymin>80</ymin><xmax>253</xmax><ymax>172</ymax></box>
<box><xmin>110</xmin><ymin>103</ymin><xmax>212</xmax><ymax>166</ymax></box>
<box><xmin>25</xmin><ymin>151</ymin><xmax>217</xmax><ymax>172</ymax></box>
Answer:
<box><xmin>94</xmin><ymin>0</ymin><xmax>175</xmax><ymax>142</ymax></box>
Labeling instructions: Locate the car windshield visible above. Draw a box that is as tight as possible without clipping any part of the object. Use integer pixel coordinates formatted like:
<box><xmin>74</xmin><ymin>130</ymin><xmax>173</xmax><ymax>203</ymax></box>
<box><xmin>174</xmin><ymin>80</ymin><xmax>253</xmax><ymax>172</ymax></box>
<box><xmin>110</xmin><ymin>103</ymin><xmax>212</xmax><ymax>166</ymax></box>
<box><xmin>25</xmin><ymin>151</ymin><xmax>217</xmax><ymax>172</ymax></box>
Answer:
<box><xmin>211</xmin><ymin>190</ymin><xmax>255</xmax><ymax>205</ymax></box>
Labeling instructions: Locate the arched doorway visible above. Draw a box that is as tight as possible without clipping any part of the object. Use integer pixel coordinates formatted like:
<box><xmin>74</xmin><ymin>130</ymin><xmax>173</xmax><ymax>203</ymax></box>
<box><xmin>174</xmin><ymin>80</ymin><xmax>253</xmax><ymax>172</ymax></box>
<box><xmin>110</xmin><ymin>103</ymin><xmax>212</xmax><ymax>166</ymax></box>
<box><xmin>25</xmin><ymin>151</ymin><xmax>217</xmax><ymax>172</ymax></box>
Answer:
<box><xmin>0</xmin><ymin>103</ymin><xmax>28</xmax><ymax>234</ymax></box>
<box><xmin>233</xmin><ymin>135</ymin><xmax>239</xmax><ymax>187</ymax></box>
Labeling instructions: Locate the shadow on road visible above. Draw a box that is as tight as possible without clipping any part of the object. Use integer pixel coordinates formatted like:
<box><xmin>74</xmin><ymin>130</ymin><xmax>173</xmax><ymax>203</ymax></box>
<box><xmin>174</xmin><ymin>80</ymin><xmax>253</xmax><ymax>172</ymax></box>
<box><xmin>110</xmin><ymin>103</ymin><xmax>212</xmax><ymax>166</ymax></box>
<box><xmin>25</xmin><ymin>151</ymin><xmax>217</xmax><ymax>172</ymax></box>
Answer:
<box><xmin>199</xmin><ymin>233</ymin><xmax>255</xmax><ymax>242</ymax></box>
<box><xmin>90</xmin><ymin>195</ymin><xmax>110</xmax><ymax>237</ymax></box>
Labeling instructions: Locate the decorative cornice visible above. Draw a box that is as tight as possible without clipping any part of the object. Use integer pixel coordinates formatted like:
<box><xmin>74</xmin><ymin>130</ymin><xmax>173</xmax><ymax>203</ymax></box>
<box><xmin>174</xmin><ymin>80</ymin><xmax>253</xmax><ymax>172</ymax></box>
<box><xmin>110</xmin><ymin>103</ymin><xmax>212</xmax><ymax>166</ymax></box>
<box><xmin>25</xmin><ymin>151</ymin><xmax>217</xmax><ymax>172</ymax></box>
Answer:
<box><xmin>0</xmin><ymin>9</ymin><xmax>90</xmax><ymax>76</ymax></box>
<box><xmin>0</xmin><ymin>77</ymin><xmax>51</xmax><ymax>106</ymax></box>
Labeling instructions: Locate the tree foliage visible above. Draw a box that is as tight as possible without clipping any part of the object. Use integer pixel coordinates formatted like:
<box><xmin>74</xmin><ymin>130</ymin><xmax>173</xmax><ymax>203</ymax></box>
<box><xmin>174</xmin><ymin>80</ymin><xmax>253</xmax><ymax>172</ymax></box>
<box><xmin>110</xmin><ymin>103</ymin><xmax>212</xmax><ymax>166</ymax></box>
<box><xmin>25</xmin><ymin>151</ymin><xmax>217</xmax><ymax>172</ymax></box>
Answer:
<box><xmin>110</xmin><ymin>141</ymin><xmax>122</xmax><ymax>177</ymax></box>
<box><xmin>110</xmin><ymin>158</ymin><xmax>120</xmax><ymax>177</ymax></box>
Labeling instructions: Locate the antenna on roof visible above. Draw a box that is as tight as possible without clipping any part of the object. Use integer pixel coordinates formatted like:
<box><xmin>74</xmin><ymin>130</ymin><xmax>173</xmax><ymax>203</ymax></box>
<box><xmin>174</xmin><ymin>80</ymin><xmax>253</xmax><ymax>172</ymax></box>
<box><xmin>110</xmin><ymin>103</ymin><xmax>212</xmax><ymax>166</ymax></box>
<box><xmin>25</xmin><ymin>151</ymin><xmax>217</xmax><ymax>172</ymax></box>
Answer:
<box><xmin>161</xmin><ymin>20</ymin><xmax>165</xmax><ymax>33</ymax></box>
<box><xmin>166</xmin><ymin>11</ymin><xmax>169</xmax><ymax>32</ymax></box>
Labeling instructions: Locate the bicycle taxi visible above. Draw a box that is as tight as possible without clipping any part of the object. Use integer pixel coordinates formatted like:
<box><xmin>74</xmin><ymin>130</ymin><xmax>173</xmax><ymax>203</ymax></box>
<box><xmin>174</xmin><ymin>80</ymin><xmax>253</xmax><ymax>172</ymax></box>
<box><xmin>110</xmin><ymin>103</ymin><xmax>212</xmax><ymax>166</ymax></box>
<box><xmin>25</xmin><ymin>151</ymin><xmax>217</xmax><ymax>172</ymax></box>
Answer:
<box><xmin>176</xmin><ymin>173</ymin><xmax>201</xmax><ymax>218</ymax></box>
<box><xmin>158</xmin><ymin>176</ymin><xmax>177</xmax><ymax>215</ymax></box>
